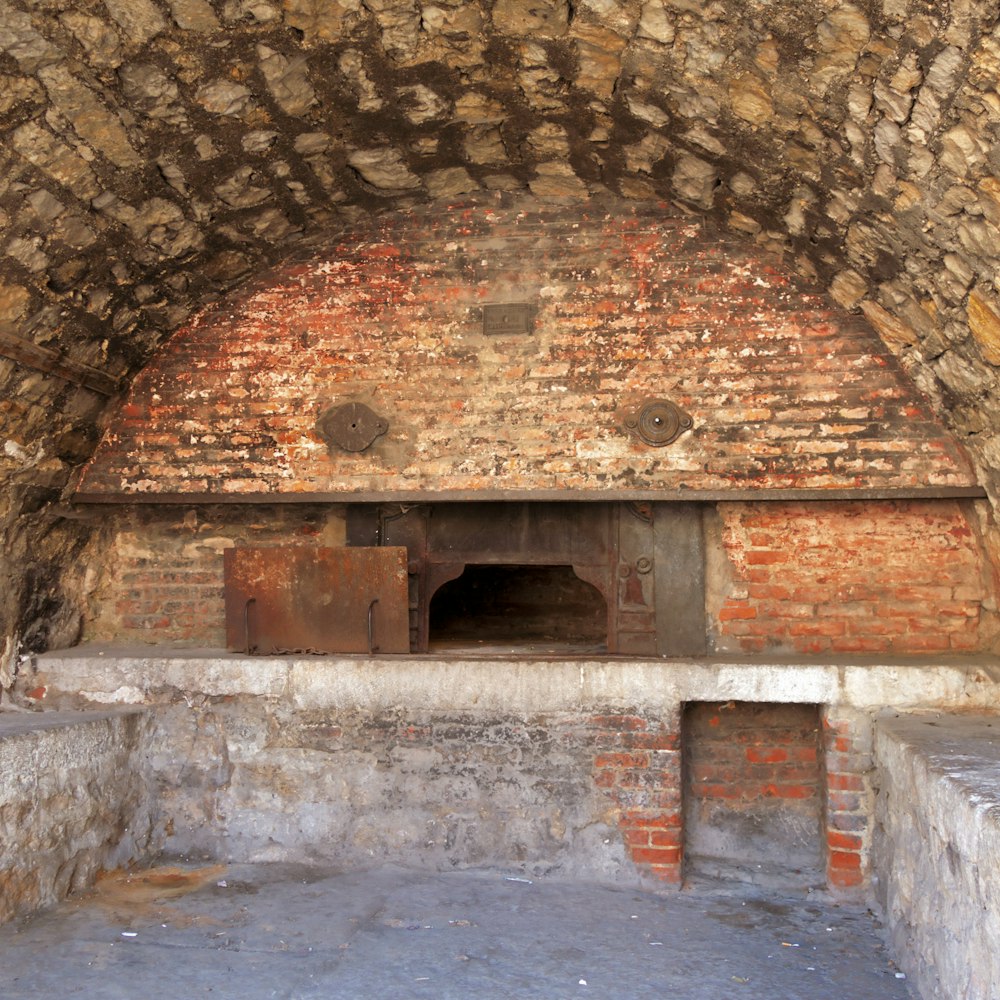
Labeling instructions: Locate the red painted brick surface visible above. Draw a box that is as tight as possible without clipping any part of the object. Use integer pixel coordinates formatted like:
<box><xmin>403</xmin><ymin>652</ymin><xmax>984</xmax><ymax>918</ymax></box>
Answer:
<box><xmin>590</xmin><ymin>709</ymin><xmax>684</xmax><ymax>883</ymax></box>
<box><xmin>715</xmin><ymin>499</ymin><xmax>998</xmax><ymax>654</ymax></box>
<box><xmin>75</xmin><ymin>199</ymin><xmax>977</xmax><ymax>500</ymax></box>
<box><xmin>822</xmin><ymin>710</ymin><xmax>873</xmax><ymax>895</ymax></box>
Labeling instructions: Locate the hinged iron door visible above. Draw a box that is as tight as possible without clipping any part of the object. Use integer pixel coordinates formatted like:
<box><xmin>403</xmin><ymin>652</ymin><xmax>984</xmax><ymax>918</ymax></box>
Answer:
<box><xmin>224</xmin><ymin>546</ymin><xmax>410</xmax><ymax>654</ymax></box>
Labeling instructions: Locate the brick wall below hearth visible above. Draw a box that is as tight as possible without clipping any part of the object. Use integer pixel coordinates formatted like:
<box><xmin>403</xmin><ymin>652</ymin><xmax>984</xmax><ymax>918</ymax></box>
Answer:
<box><xmin>683</xmin><ymin>702</ymin><xmax>823</xmax><ymax>885</ymax></box>
<box><xmin>29</xmin><ymin>652</ymin><xmax>936</xmax><ymax>898</ymax></box>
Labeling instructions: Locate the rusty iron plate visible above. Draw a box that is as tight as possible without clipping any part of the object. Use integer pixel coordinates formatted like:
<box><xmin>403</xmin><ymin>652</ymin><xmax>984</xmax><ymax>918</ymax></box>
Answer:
<box><xmin>482</xmin><ymin>302</ymin><xmax>534</xmax><ymax>335</ymax></box>
<box><xmin>224</xmin><ymin>546</ymin><xmax>409</xmax><ymax>654</ymax></box>
<box><xmin>316</xmin><ymin>401</ymin><xmax>389</xmax><ymax>453</ymax></box>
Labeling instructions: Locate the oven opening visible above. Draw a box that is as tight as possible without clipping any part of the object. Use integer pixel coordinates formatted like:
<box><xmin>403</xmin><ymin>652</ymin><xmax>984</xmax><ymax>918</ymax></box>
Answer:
<box><xmin>428</xmin><ymin>564</ymin><xmax>608</xmax><ymax>652</ymax></box>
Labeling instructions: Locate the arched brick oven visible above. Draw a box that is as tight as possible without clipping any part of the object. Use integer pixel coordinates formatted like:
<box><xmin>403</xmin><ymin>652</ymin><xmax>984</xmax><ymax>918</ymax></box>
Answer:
<box><xmin>45</xmin><ymin>198</ymin><xmax>997</xmax><ymax>890</ymax></box>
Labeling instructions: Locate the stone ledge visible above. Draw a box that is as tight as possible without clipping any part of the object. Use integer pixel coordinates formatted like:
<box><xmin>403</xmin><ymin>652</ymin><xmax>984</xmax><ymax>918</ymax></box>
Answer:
<box><xmin>874</xmin><ymin>714</ymin><xmax>1000</xmax><ymax>1000</ymax></box>
<box><xmin>0</xmin><ymin>707</ymin><xmax>139</xmax><ymax>737</ymax></box>
<box><xmin>0</xmin><ymin>708</ymin><xmax>158</xmax><ymax>923</ymax></box>
<box><xmin>26</xmin><ymin>646</ymin><xmax>1000</xmax><ymax>714</ymax></box>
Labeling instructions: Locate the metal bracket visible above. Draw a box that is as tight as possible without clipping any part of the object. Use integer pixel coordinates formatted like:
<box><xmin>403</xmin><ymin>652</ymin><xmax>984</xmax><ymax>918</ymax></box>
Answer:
<box><xmin>624</xmin><ymin>398</ymin><xmax>693</xmax><ymax>447</ymax></box>
<box><xmin>317</xmin><ymin>401</ymin><xmax>389</xmax><ymax>453</ymax></box>
<box><xmin>367</xmin><ymin>598</ymin><xmax>380</xmax><ymax>653</ymax></box>
<box><xmin>243</xmin><ymin>597</ymin><xmax>257</xmax><ymax>655</ymax></box>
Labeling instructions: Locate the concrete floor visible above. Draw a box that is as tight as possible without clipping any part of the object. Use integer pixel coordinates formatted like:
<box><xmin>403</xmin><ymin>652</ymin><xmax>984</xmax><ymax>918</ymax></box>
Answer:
<box><xmin>0</xmin><ymin>863</ymin><xmax>914</xmax><ymax>1000</ymax></box>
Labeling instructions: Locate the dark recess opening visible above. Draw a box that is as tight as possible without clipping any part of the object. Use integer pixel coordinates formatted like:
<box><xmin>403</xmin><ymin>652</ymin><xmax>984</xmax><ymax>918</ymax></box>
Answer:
<box><xmin>682</xmin><ymin>701</ymin><xmax>824</xmax><ymax>890</ymax></box>
<box><xmin>428</xmin><ymin>564</ymin><xmax>607</xmax><ymax>651</ymax></box>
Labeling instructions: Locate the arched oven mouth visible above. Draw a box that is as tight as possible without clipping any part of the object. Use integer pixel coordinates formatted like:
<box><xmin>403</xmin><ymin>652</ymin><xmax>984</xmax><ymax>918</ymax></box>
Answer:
<box><xmin>428</xmin><ymin>563</ymin><xmax>608</xmax><ymax>653</ymax></box>
<box><xmin>224</xmin><ymin>501</ymin><xmax>707</xmax><ymax>657</ymax></box>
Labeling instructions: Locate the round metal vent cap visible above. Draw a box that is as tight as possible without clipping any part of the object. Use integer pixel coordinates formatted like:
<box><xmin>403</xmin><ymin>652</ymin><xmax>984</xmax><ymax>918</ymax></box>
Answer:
<box><xmin>625</xmin><ymin>398</ymin><xmax>693</xmax><ymax>447</ymax></box>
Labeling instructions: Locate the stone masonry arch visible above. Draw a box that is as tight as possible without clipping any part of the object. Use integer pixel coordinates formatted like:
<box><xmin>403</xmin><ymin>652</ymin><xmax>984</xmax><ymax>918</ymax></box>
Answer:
<box><xmin>1</xmin><ymin>0</ymin><xmax>1000</xmax><ymax>660</ymax></box>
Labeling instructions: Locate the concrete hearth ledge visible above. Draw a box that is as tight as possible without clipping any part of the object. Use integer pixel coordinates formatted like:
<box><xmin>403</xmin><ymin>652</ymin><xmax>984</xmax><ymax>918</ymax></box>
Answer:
<box><xmin>27</xmin><ymin>645</ymin><xmax>1000</xmax><ymax>712</ymax></box>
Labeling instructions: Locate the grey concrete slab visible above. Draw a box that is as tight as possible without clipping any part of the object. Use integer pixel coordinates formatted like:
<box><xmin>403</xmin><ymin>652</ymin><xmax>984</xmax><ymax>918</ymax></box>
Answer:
<box><xmin>0</xmin><ymin>864</ymin><xmax>914</xmax><ymax>1000</ymax></box>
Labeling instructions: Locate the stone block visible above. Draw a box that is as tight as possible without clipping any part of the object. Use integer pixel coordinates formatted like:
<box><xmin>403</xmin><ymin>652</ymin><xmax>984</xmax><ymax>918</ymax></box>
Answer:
<box><xmin>0</xmin><ymin>710</ymin><xmax>157</xmax><ymax>923</ymax></box>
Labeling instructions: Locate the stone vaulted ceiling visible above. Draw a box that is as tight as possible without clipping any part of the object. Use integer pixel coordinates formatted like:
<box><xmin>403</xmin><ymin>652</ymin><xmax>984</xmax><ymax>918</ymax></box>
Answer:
<box><xmin>1</xmin><ymin>0</ymin><xmax>1000</xmax><ymax>655</ymax></box>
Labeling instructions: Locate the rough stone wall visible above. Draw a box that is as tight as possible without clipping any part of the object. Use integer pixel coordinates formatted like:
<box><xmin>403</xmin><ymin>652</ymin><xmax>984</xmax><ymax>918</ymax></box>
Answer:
<box><xmin>873</xmin><ymin>713</ymin><xmax>1000</xmax><ymax>999</ymax></box>
<box><xmin>73</xmin><ymin>199</ymin><xmax>978</xmax><ymax>500</ymax></box>
<box><xmin>4</xmin><ymin>0</ymin><xmax>1000</xmax><ymax>668</ymax></box>
<box><xmin>28</xmin><ymin>684</ymin><xmax>680</xmax><ymax>885</ymax></box>
<box><xmin>0</xmin><ymin>710</ymin><xmax>158</xmax><ymax>923</ymax></box>
<box><xmin>2</xmin><ymin>0</ymin><xmax>1000</xmax><ymax>479</ymax></box>
<box><xmin>29</xmin><ymin>652</ymin><xmax>908</xmax><ymax>893</ymax></box>
<box><xmin>31</xmin><ymin>651</ymin><xmax>1000</xmax><ymax>898</ymax></box>
<box><xmin>711</xmin><ymin>498</ymin><xmax>1000</xmax><ymax>655</ymax></box>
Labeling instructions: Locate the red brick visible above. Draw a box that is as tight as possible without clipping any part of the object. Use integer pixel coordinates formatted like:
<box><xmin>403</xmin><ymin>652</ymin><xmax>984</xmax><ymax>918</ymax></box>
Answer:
<box><xmin>691</xmin><ymin>765</ymin><xmax>741</xmax><ymax>784</ymax></box>
<box><xmin>761</xmin><ymin>783</ymin><xmax>816</xmax><ymax>799</ymax></box>
<box><xmin>788</xmin><ymin>620</ymin><xmax>846</xmax><ymax>638</ymax></box>
<box><xmin>622</xmin><ymin>731</ymin><xmax>679</xmax><ymax>751</ymax></box>
<box><xmin>901</xmin><ymin>634</ymin><xmax>952</xmax><ymax>652</ymax></box>
<box><xmin>829</xmin><ymin>850</ymin><xmax>862</xmax><ymax>870</ymax></box>
<box><xmin>826</xmin><ymin>752</ymin><xmax>870</xmax><ymax>773</ymax></box>
<box><xmin>828</xmin><ymin>867</ymin><xmax>864</xmax><ymax>889</ymax></box>
<box><xmin>831</xmin><ymin>636</ymin><xmax>892</xmax><ymax>653</ymax></box>
<box><xmin>815</xmin><ymin>602</ymin><xmax>874</xmax><ymax>618</ymax></box>
<box><xmin>746</xmin><ymin>550</ymin><xmax>788</xmax><ymax>565</ymax></box>
<box><xmin>828</xmin><ymin>812</ymin><xmax>868</xmax><ymax>833</ymax></box>
<box><xmin>745</xmin><ymin>747</ymin><xmax>789</xmax><ymax>764</ymax></box>
<box><xmin>828</xmin><ymin>791</ymin><xmax>862</xmax><ymax>812</ymax></box>
<box><xmin>590</xmin><ymin>715</ymin><xmax>648</xmax><ymax>732</ymax></box>
<box><xmin>593</xmin><ymin>769</ymin><xmax>617</xmax><ymax>789</ymax></box>
<box><xmin>630</xmin><ymin>846</ymin><xmax>681</xmax><ymax>865</ymax></box>
<box><xmin>747</xmin><ymin>583</ymin><xmax>792</xmax><ymax>600</ymax></box>
<box><xmin>827</xmin><ymin>830</ymin><xmax>863</xmax><ymax>851</ymax></box>
<box><xmin>950</xmin><ymin>632</ymin><xmax>980</xmax><ymax>651</ymax></box>
<box><xmin>649</xmin><ymin>828</ymin><xmax>683</xmax><ymax>848</ymax></box>
<box><xmin>827</xmin><ymin>772</ymin><xmax>864</xmax><ymax>792</ymax></box>
<box><xmin>719</xmin><ymin>604</ymin><xmax>758</xmax><ymax>621</ymax></box>
<box><xmin>690</xmin><ymin>784</ymin><xmax>742</xmax><ymax>799</ymax></box>
<box><xmin>620</xmin><ymin>811</ymin><xmax>681</xmax><ymax>829</ymax></box>
<box><xmin>622</xmin><ymin>827</ymin><xmax>650</xmax><ymax>848</ymax></box>
<box><xmin>595</xmin><ymin>752</ymin><xmax>652</xmax><ymax>770</ymax></box>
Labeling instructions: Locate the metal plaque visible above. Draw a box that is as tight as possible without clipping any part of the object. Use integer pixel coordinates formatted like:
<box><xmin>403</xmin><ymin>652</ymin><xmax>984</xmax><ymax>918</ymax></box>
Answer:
<box><xmin>224</xmin><ymin>546</ymin><xmax>410</xmax><ymax>654</ymax></box>
<box><xmin>317</xmin><ymin>401</ymin><xmax>389</xmax><ymax>453</ymax></box>
<box><xmin>483</xmin><ymin>303</ymin><xmax>534</xmax><ymax>336</ymax></box>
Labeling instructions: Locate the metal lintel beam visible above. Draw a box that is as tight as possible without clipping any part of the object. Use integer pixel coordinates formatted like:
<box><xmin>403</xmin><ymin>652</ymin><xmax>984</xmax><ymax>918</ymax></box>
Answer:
<box><xmin>70</xmin><ymin>485</ymin><xmax>989</xmax><ymax>505</ymax></box>
<box><xmin>0</xmin><ymin>330</ymin><xmax>120</xmax><ymax>396</ymax></box>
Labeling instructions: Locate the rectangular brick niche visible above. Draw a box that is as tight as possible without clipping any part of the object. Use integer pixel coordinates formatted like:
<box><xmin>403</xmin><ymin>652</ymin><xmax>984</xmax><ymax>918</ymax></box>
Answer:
<box><xmin>682</xmin><ymin>702</ymin><xmax>823</xmax><ymax>888</ymax></box>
